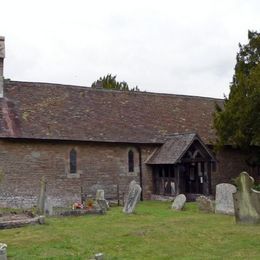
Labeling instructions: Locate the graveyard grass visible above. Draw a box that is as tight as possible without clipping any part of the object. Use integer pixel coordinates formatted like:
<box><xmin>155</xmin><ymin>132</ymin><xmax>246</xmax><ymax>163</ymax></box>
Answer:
<box><xmin>2</xmin><ymin>201</ymin><xmax>260</xmax><ymax>259</ymax></box>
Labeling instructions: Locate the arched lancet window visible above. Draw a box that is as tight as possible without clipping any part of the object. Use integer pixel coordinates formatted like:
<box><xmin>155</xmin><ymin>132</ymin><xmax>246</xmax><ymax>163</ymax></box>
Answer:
<box><xmin>70</xmin><ymin>148</ymin><xmax>77</xmax><ymax>174</ymax></box>
<box><xmin>128</xmin><ymin>150</ymin><xmax>134</xmax><ymax>172</ymax></box>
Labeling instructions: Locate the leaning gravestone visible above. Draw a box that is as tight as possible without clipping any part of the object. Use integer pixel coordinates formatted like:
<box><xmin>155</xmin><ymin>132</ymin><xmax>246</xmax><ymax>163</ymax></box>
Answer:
<box><xmin>233</xmin><ymin>172</ymin><xmax>260</xmax><ymax>224</ymax></box>
<box><xmin>123</xmin><ymin>180</ymin><xmax>142</xmax><ymax>214</ymax></box>
<box><xmin>97</xmin><ymin>199</ymin><xmax>109</xmax><ymax>213</ymax></box>
<box><xmin>96</xmin><ymin>189</ymin><xmax>109</xmax><ymax>212</ymax></box>
<box><xmin>37</xmin><ymin>176</ymin><xmax>46</xmax><ymax>215</ymax></box>
<box><xmin>196</xmin><ymin>195</ymin><xmax>214</xmax><ymax>213</ymax></box>
<box><xmin>215</xmin><ymin>183</ymin><xmax>237</xmax><ymax>215</ymax></box>
<box><xmin>171</xmin><ymin>194</ymin><xmax>186</xmax><ymax>210</ymax></box>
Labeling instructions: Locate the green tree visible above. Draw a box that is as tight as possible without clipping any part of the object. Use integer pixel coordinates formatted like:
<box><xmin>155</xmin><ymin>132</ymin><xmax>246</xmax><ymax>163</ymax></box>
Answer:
<box><xmin>91</xmin><ymin>74</ymin><xmax>140</xmax><ymax>91</ymax></box>
<box><xmin>214</xmin><ymin>30</ymin><xmax>260</xmax><ymax>165</ymax></box>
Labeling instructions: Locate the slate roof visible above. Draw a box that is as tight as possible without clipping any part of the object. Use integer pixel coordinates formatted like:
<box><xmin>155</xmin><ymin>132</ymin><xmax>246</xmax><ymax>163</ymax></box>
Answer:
<box><xmin>146</xmin><ymin>133</ymin><xmax>216</xmax><ymax>164</ymax></box>
<box><xmin>0</xmin><ymin>80</ymin><xmax>223</xmax><ymax>144</ymax></box>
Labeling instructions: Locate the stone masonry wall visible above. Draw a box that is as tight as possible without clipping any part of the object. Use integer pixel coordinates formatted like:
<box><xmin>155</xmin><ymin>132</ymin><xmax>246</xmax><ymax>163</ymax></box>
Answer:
<box><xmin>0</xmin><ymin>139</ymin><xmax>253</xmax><ymax>207</ymax></box>
<box><xmin>0</xmin><ymin>139</ymin><xmax>157</xmax><ymax>208</ymax></box>
<box><xmin>211</xmin><ymin>147</ymin><xmax>252</xmax><ymax>195</ymax></box>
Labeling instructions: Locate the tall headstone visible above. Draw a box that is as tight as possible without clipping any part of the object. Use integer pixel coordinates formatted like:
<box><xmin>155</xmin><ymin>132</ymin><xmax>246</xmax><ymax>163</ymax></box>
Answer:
<box><xmin>215</xmin><ymin>183</ymin><xmax>237</xmax><ymax>215</ymax></box>
<box><xmin>123</xmin><ymin>180</ymin><xmax>142</xmax><ymax>214</ymax></box>
<box><xmin>37</xmin><ymin>176</ymin><xmax>46</xmax><ymax>215</ymax></box>
<box><xmin>233</xmin><ymin>172</ymin><xmax>260</xmax><ymax>224</ymax></box>
<box><xmin>171</xmin><ymin>194</ymin><xmax>186</xmax><ymax>210</ymax></box>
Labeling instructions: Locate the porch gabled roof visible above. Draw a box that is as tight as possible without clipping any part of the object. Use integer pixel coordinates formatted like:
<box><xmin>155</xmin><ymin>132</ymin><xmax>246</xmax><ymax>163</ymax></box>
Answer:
<box><xmin>146</xmin><ymin>133</ymin><xmax>216</xmax><ymax>165</ymax></box>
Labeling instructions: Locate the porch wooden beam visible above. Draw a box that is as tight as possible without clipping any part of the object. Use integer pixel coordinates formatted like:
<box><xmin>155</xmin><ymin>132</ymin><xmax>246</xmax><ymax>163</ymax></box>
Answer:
<box><xmin>175</xmin><ymin>165</ymin><xmax>180</xmax><ymax>195</ymax></box>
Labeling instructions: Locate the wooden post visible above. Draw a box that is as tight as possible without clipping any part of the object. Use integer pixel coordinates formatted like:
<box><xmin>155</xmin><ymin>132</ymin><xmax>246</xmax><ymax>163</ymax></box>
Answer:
<box><xmin>175</xmin><ymin>165</ymin><xmax>180</xmax><ymax>195</ymax></box>
<box><xmin>117</xmin><ymin>184</ymin><xmax>120</xmax><ymax>206</ymax></box>
<box><xmin>207</xmin><ymin>162</ymin><xmax>212</xmax><ymax>195</ymax></box>
<box><xmin>80</xmin><ymin>186</ymin><xmax>84</xmax><ymax>204</ymax></box>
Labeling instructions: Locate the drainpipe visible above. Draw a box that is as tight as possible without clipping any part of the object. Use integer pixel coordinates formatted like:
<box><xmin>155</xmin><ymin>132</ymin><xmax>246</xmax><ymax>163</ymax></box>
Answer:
<box><xmin>138</xmin><ymin>146</ymin><xmax>143</xmax><ymax>201</ymax></box>
<box><xmin>0</xmin><ymin>36</ymin><xmax>5</xmax><ymax>98</ymax></box>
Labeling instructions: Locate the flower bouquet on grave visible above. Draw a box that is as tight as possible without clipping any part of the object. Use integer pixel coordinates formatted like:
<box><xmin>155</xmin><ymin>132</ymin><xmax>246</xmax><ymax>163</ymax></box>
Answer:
<box><xmin>72</xmin><ymin>202</ymin><xmax>83</xmax><ymax>210</ymax></box>
<box><xmin>85</xmin><ymin>198</ymin><xmax>94</xmax><ymax>210</ymax></box>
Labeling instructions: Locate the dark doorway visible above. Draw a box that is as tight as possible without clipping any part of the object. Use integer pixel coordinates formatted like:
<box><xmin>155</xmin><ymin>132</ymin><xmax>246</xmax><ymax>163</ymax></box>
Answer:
<box><xmin>152</xmin><ymin>165</ymin><xmax>176</xmax><ymax>196</ymax></box>
<box><xmin>184</xmin><ymin>163</ymin><xmax>204</xmax><ymax>194</ymax></box>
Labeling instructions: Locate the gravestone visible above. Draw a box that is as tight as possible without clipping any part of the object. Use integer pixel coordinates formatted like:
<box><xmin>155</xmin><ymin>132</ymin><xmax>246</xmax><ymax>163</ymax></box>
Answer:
<box><xmin>44</xmin><ymin>197</ymin><xmax>53</xmax><ymax>216</ymax></box>
<box><xmin>123</xmin><ymin>180</ymin><xmax>142</xmax><ymax>214</ymax></box>
<box><xmin>97</xmin><ymin>200</ymin><xmax>109</xmax><ymax>213</ymax></box>
<box><xmin>196</xmin><ymin>195</ymin><xmax>214</xmax><ymax>213</ymax></box>
<box><xmin>233</xmin><ymin>172</ymin><xmax>260</xmax><ymax>224</ymax></box>
<box><xmin>96</xmin><ymin>189</ymin><xmax>109</xmax><ymax>212</ymax></box>
<box><xmin>171</xmin><ymin>194</ymin><xmax>186</xmax><ymax>210</ymax></box>
<box><xmin>37</xmin><ymin>176</ymin><xmax>46</xmax><ymax>215</ymax></box>
<box><xmin>96</xmin><ymin>190</ymin><xmax>105</xmax><ymax>200</ymax></box>
<box><xmin>215</xmin><ymin>183</ymin><xmax>237</xmax><ymax>215</ymax></box>
<box><xmin>95</xmin><ymin>253</ymin><xmax>104</xmax><ymax>260</ymax></box>
<box><xmin>0</xmin><ymin>243</ymin><xmax>7</xmax><ymax>260</ymax></box>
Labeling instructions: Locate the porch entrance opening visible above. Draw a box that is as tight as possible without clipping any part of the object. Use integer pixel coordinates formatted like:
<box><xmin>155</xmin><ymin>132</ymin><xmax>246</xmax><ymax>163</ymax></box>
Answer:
<box><xmin>147</xmin><ymin>133</ymin><xmax>216</xmax><ymax>198</ymax></box>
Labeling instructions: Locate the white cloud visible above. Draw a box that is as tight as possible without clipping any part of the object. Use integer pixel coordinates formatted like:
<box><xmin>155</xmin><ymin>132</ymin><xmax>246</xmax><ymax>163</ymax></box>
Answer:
<box><xmin>0</xmin><ymin>0</ymin><xmax>259</xmax><ymax>98</ymax></box>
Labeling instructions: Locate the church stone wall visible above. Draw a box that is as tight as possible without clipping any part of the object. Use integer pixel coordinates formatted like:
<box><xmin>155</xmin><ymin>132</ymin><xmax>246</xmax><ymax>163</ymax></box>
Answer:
<box><xmin>211</xmin><ymin>147</ymin><xmax>253</xmax><ymax>195</ymax></box>
<box><xmin>0</xmin><ymin>139</ymin><xmax>253</xmax><ymax>208</ymax></box>
<box><xmin>0</xmin><ymin>140</ymin><xmax>156</xmax><ymax>208</ymax></box>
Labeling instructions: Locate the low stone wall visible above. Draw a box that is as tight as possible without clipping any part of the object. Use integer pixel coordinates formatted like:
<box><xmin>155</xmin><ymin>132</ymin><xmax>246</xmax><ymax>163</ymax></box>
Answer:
<box><xmin>0</xmin><ymin>215</ymin><xmax>45</xmax><ymax>229</ymax></box>
<box><xmin>0</xmin><ymin>195</ymin><xmax>37</xmax><ymax>209</ymax></box>
<box><xmin>151</xmin><ymin>194</ymin><xmax>175</xmax><ymax>201</ymax></box>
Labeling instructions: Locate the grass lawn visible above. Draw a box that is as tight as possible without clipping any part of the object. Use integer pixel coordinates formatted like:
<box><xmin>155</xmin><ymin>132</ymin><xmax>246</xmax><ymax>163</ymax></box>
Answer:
<box><xmin>1</xmin><ymin>201</ymin><xmax>260</xmax><ymax>259</ymax></box>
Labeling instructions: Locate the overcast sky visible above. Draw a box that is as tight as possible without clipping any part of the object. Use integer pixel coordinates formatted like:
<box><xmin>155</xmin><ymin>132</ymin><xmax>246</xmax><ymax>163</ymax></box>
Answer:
<box><xmin>0</xmin><ymin>0</ymin><xmax>259</xmax><ymax>98</ymax></box>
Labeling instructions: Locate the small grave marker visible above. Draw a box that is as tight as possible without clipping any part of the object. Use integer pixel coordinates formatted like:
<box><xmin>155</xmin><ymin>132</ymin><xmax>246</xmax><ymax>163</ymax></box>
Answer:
<box><xmin>196</xmin><ymin>195</ymin><xmax>214</xmax><ymax>213</ymax></box>
<box><xmin>171</xmin><ymin>194</ymin><xmax>186</xmax><ymax>210</ymax></box>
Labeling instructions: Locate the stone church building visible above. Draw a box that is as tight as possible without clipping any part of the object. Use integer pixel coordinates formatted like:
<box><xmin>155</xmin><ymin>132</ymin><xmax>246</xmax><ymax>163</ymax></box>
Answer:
<box><xmin>0</xmin><ymin>37</ymin><xmax>255</xmax><ymax>208</ymax></box>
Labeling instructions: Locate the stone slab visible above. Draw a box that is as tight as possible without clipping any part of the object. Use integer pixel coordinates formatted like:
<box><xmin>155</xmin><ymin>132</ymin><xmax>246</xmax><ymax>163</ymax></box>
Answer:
<box><xmin>215</xmin><ymin>183</ymin><xmax>237</xmax><ymax>215</ymax></box>
<box><xmin>97</xmin><ymin>199</ymin><xmax>109</xmax><ymax>212</ymax></box>
<box><xmin>196</xmin><ymin>195</ymin><xmax>214</xmax><ymax>213</ymax></box>
<box><xmin>123</xmin><ymin>180</ymin><xmax>142</xmax><ymax>214</ymax></box>
<box><xmin>96</xmin><ymin>190</ymin><xmax>105</xmax><ymax>200</ymax></box>
<box><xmin>171</xmin><ymin>194</ymin><xmax>186</xmax><ymax>210</ymax></box>
<box><xmin>233</xmin><ymin>172</ymin><xmax>260</xmax><ymax>224</ymax></box>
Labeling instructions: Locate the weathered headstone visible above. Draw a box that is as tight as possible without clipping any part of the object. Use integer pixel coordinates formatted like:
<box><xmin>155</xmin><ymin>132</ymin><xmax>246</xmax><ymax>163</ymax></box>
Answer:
<box><xmin>95</xmin><ymin>253</ymin><xmax>104</xmax><ymax>260</ymax></box>
<box><xmin>38</xmin><ymin>216</ymin><xmax>45</xmax><ymax>225</ymax></box>
<box><xmin>123</xmin><ymin>180</ymin><xmax>142</xmax><ymax>214</ymax></box>
<box><xmin>96</xmin><ymin>190</ymin><xmax>105</xmax><ymax>200</ymax></box>
<box><xmin>171</xmin><ymin>194</ymin><xmax>186</xmax><ymax>210</ymax></box>
<box><xmin>233</xmin><ymin>172</ymin><xmax>260</xmax><ymax>224</ymax></box>
<box><xmin>0</xmin><ymin>243</ymin><xmax>7</xmax><ymax>260</ymax></box>
<box><xmin>95</xmin><ymin>189</ymin><xmax>109</xmax><ymax>212</ymax></box>
<box><xmin>37</xmin><ymin>176</ymin><xmax>46</xmax><ymax>215</ymax></box>
<box><xmin>215</xmin><ymin>183</ymin><xmax>237</xmax><ymax>215</ymax></box>
<box><xmin>196</xmin><ymin>195</ymin><xmax>214</xmax><ymax>213</ymax></box>
<box><xmin>97</xmin><ymin>199</ymin><xmax>109</xmax><ymax>213</ymax></box>
<box><xmin>44</xmin><ymin>197</ymin><xmax>53</xmax><ymax>216</ymax></box>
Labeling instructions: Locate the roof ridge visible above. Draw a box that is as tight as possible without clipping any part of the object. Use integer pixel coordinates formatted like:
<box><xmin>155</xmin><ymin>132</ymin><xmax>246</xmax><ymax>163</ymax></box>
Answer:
<box><xmin>5</xmin><ymin>80</ymin><xmax>224</xmax><ymax>101</ymax></box>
